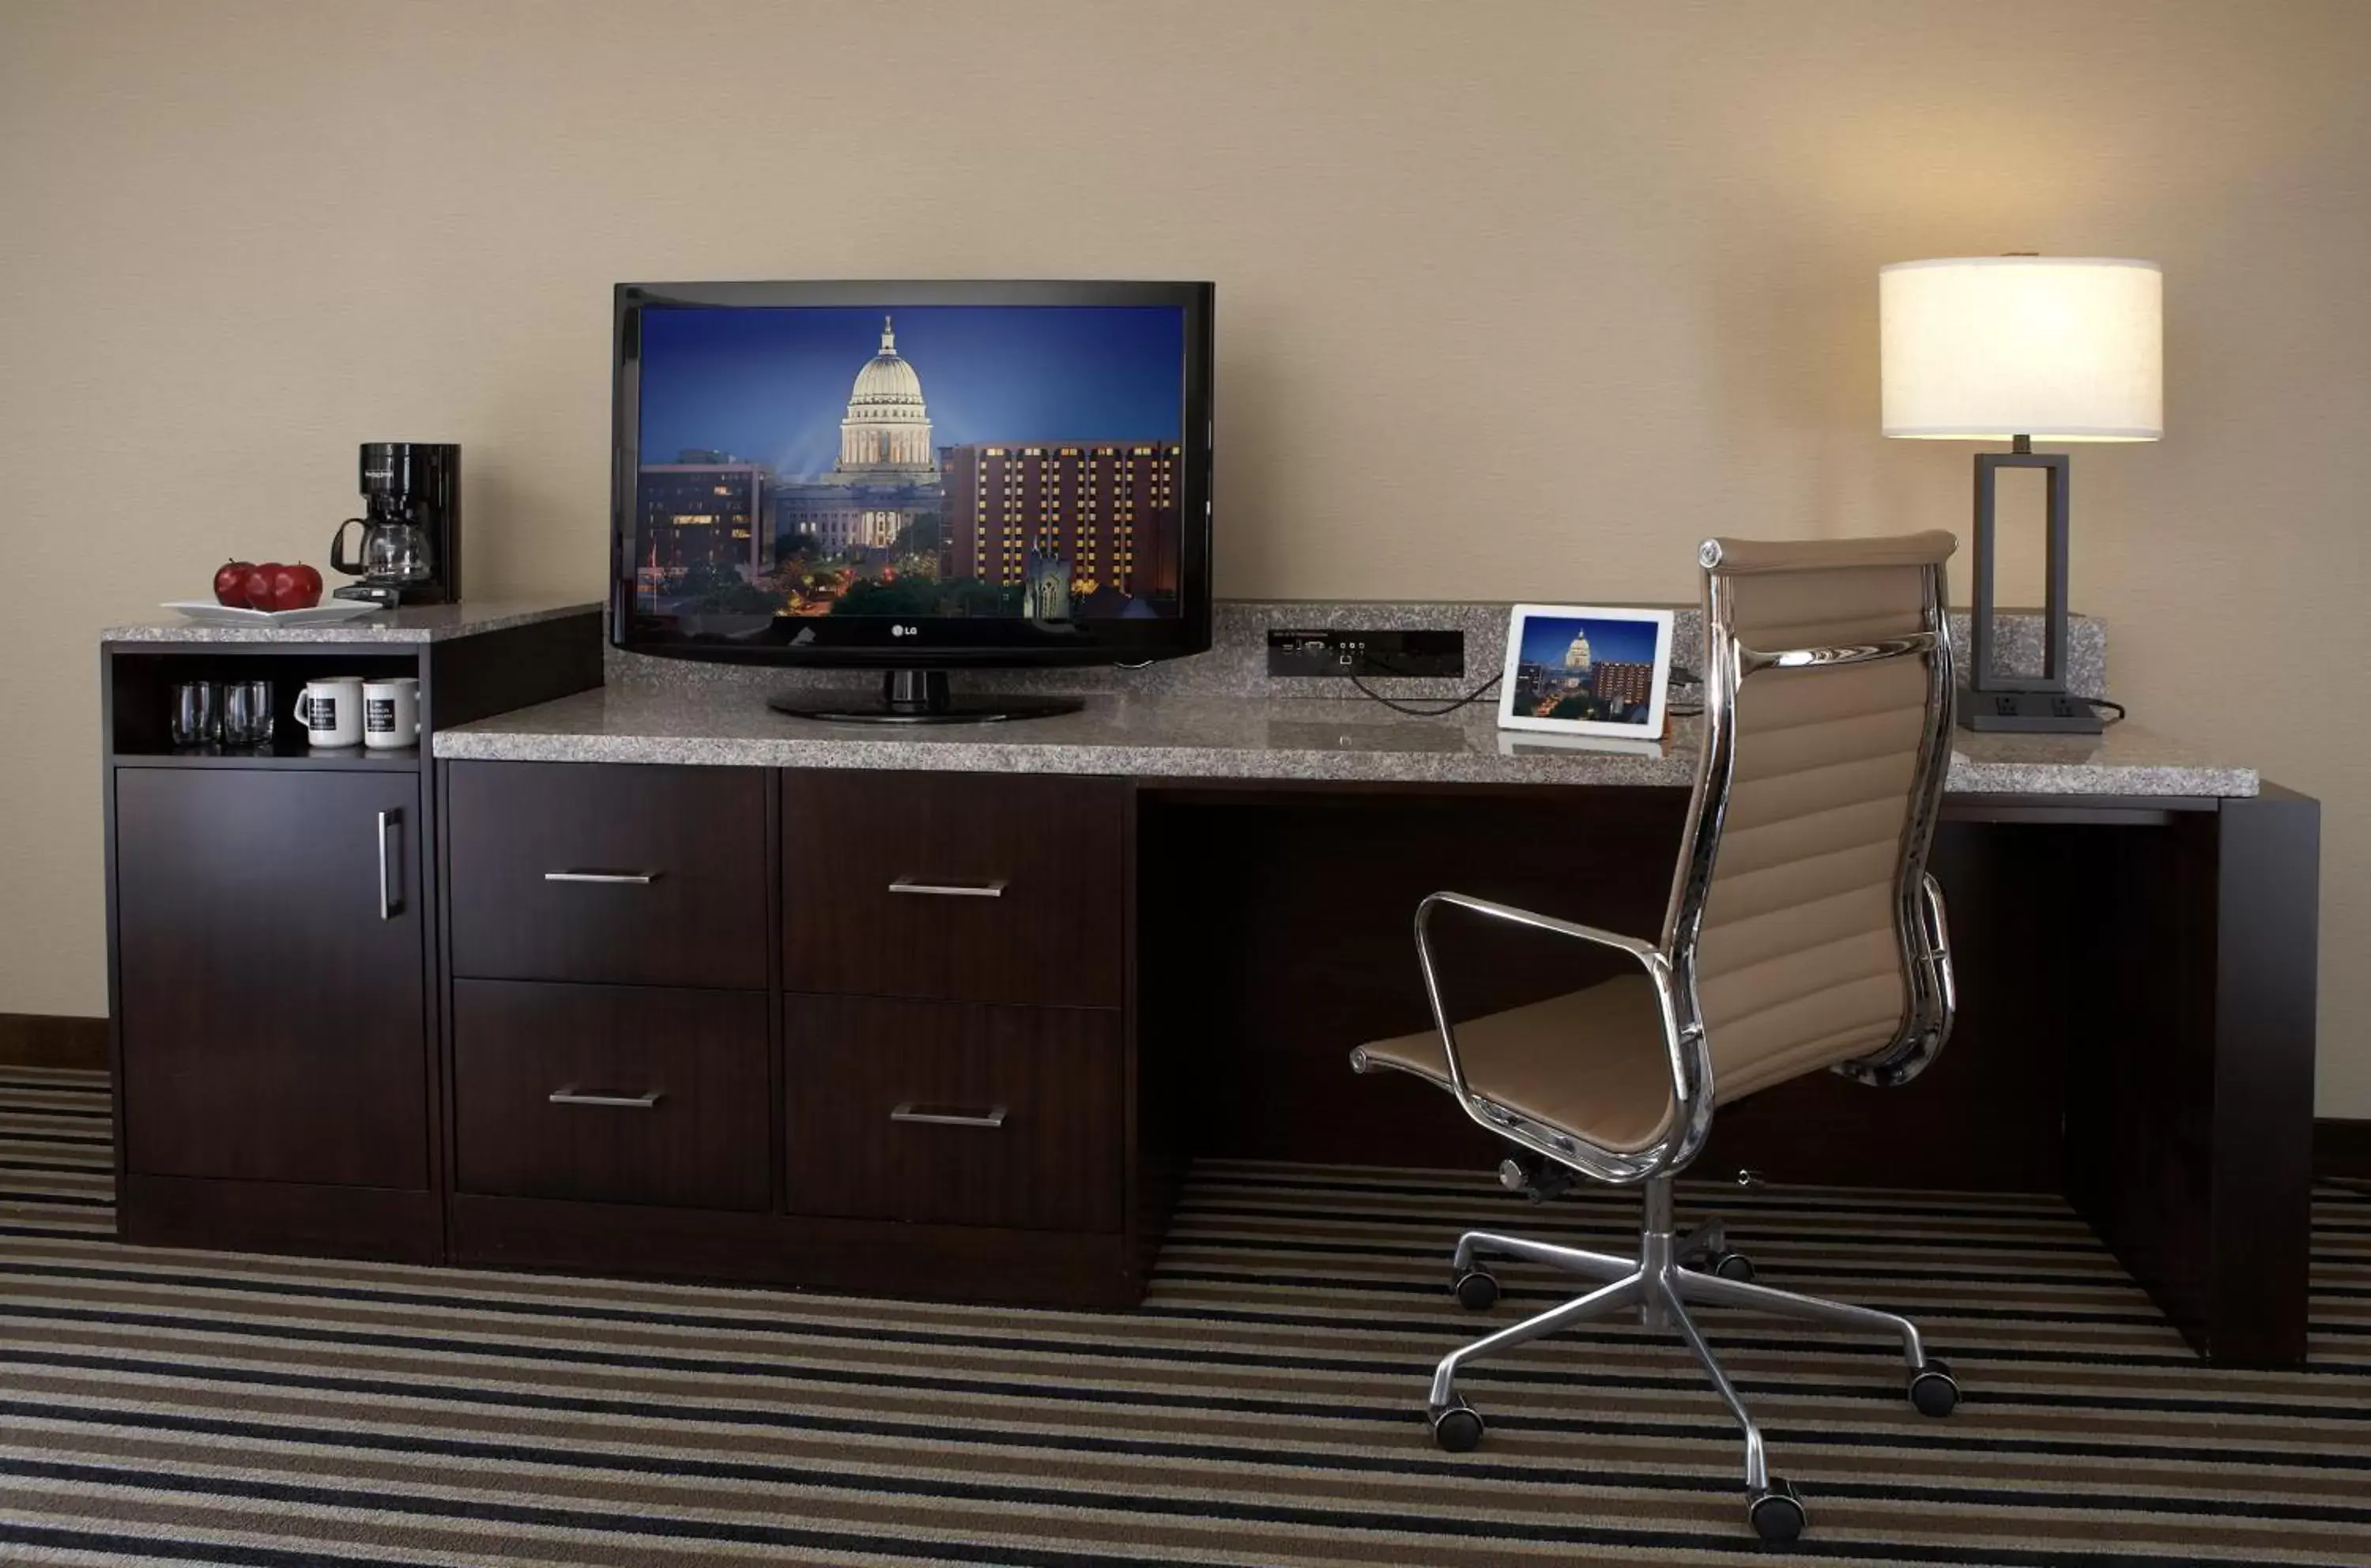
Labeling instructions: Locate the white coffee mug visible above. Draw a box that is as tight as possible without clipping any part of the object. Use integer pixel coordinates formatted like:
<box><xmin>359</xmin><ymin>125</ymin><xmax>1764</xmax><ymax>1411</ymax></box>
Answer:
<box><xmin>293</xmin><ymin>677</ymin><xmax>364</xmax><ymax>748</ymax></box>
<box><xmin>363</xmin><ymin>676</ymin><xmax>420</xmax><ymax>750</ymax></box>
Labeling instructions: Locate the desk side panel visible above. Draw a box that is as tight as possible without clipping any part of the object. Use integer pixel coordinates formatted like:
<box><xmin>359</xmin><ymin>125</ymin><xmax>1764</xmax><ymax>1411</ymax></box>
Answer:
<box><xmin>2209</xmin><ymin>786</ymin><xmax>2318</xmax><ymax>1366</ymax></box>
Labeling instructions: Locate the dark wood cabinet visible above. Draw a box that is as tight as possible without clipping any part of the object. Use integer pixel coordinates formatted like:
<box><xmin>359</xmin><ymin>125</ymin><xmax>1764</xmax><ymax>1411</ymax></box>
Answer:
<box><xmin>782</xmin><ymin>770</ymin><xmax>1127</xmax><ymax>1007</ymax></box>
<box><xmin>447</xmin><ymin>761</ymin><xmax>770</xmax><ymax>989</ymax></box>
<box><xmin>428</xmin><ymin>763</ymin><xmax>1146</xmax><ymax>1302</ymax></box>
<box><xmin>102</xmin><ymin>610</ymin><xmax>603</xmax><ymax>1263</ymax></box>
<box><xmin>453</xmin><ymin>979</ymin><xmax>770</xmax><ymax>1211</ymax></box>
<box><xmin>785</xmin><ymin>994</ymin><xmax>1122</xmax><ymax>1233</ymax></box>
<box><xmin>114</xmin><ymin>767</ymin><xmax>428</xmax><ymax>1190</ymax></box>
<box><xmin>109</xmin><ymin>690</ymin><xmax>1155</xmax><ymax>1303</ymax></box>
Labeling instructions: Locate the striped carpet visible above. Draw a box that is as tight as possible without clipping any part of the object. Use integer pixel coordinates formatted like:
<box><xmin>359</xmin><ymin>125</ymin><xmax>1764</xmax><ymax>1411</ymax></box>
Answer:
<box><xmin>1</xmin><ymin>1067</ymin><xmax>2366</xmax><ymax>1566</ymax></box>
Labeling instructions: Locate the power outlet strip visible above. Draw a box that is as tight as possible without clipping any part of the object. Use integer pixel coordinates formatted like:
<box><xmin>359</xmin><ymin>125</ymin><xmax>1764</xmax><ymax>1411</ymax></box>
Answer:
<box><xmin>1266</xmin><ymin>628</ymin><xmax>1466</xmax><ymax>678</ymax></box>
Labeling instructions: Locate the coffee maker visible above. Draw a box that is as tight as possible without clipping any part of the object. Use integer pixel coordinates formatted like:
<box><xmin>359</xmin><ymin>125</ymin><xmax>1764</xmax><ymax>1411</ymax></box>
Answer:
<box><xmin>330</xmin><ymin>443</ymin><xmax>462</xmax><ymax>606</ymax></box>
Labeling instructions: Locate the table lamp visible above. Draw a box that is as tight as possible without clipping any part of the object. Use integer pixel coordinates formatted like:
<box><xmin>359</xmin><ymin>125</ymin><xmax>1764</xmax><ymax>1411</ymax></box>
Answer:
<box><xmin>1880</xmin><ymin>255</ymin><xmax>2162</xmax><ymax>733</ymax></box>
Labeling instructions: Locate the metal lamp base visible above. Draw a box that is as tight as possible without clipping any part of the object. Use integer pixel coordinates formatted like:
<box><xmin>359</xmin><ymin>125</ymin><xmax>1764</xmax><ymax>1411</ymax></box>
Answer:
<box><xmin>1964</xmin><ymin>439</ymin><xmax>2111</xmax><ymax>737</ymax></box>
<box><xmin>1959</xmin><ymin>688</ymin><xmax>2105</xmax><ymax>734</ymax></box>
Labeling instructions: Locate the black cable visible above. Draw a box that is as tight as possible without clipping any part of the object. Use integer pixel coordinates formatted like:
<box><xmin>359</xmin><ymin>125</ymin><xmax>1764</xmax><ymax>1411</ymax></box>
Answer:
<box><xmin>1346</xmin><ymin>657</ymin><xmax>1706</xmax><ymax>722</ymax></box>
<box><xmin>2083</xmin><ymin>695</ymin><xmax>2127</xmax><ymax>726</ymax></box>
<box><xmin>1346</xmin><ymin>671</ymin><xmax>1502</xmax><ymax>717</ymax></box>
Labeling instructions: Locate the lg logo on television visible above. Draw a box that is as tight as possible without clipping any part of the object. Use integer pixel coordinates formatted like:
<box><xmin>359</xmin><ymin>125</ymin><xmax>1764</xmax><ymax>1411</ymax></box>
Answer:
<box><xmin>891</xmin><ymin>624</ymin><xmax>920</xmax><ymax>638</ymax></box>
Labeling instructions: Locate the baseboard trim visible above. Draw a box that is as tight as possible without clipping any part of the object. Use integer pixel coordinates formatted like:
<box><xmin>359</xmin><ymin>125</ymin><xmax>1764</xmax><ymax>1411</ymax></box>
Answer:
<box><xmin>0</xmin><ymin>1013</ymin><xmax>108</xmax><ymax>1071</ymax></box>
<box><xmin>2317</xmin><ymin>1118</ymin><xmax>2371</xmax><ymax>1182</ymax></box>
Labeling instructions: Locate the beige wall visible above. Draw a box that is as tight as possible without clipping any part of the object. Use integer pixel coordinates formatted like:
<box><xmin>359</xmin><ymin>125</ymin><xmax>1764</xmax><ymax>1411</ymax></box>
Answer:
<box><xmin>5</xmin><ymin>0</ymin><xmax>2367</xmax><ymax>1109</ymax></box>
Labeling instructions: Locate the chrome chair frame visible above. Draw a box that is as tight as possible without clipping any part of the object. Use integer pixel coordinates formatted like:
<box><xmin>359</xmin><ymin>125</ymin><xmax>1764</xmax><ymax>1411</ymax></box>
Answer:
<box><xmin>1354</xmin><ymin>542</ymin><xmax>1959</xmax><ymax>1541</ymax></box>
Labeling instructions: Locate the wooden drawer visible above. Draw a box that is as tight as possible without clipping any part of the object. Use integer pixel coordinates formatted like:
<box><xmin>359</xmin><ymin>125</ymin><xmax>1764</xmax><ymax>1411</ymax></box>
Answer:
<box><xmin>454</xmin><ymin>979</ymin><xmax>770</xmax><ymax>1211</ymax></box>
<box><xmin>782</xmin><ymin>771</ymin><xmax>1125</xmax><ymax>1007</ymax></box>
<box><xmin>447</xmin><ymin>761</ymin><xmax>768</xmax><ymax>989</ymax></box>
<box><xmin>785</xmin><ymin>994</ymin><xmax>1121</xmax><ymax>1233</ymax></box>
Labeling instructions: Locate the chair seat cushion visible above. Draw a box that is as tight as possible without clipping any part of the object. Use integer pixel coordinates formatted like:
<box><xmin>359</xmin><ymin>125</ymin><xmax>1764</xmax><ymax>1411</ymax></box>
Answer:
<box><xmin>1355</xmin><ymin>972</ymin><xmax>1675</xmax><ymax>1153</ymax></box>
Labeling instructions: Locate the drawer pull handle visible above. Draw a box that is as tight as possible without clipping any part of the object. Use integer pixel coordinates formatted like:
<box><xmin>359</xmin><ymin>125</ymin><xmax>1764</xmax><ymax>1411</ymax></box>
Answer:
<box><xmin>890</xmin><ymin>1101</ymin><xmax>1008</xmax><ymax>1129</ymax></box>
<box><xmin>548</xmin><ymin>1087</ymin><xmax>665</xmax><ymax>1109</ymax></box>
<box><xmin>888</xmin><ymin>876</ymin><xmax>1007</xmax><ymax>899</ymax></box>
<box><xmin>544</xmin><ymin>871</ymin><xmax>661</xmax><ymax>885</ymax></box>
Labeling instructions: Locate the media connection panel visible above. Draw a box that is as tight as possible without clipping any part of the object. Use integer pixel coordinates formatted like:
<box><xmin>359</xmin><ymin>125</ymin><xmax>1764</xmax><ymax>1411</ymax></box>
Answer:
<box><xmin>1265</xmin><ymin>628</ymin><xmax>1466</xmax><ymax>679</ymax></box>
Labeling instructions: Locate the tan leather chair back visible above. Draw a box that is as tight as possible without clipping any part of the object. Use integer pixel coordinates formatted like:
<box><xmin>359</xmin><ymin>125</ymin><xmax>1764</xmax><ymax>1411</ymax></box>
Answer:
<box><xmin>1670</xmin><ymin>533</ymin><xmax>1957</xmax><ymax>1106</ymax></box>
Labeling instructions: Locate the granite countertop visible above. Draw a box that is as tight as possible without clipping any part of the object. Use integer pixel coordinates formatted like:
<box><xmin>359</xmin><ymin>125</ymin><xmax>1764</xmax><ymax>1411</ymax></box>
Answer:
<box><xmin>434</xmin><ymin>684</ymin><xmax>2260</xmax><ymax>797</ymax></box>
<box><xmin>103</xmin><ymin>600</ymin><xmax>601</xmax><ymax>645</ymax></box>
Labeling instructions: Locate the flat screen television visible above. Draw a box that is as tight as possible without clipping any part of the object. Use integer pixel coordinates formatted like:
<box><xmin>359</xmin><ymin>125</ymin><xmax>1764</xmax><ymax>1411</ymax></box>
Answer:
<box><xmin>611</xmin><ymin>279</ymin><xmax>1214</xmax><ymax>722</ymax></box>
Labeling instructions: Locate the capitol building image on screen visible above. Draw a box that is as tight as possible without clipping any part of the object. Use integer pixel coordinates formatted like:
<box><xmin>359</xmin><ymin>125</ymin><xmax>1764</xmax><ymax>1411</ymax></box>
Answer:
<box><xmin>771</xmin><ymin>316</ymin><xmax>945</xmax><ymax>555</ymax></box>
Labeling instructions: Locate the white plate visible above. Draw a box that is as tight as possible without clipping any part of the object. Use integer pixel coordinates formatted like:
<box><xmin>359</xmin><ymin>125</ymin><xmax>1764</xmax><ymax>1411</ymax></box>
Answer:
<box><xmin>162</xmin><ymin>600</ymin><xmax>386</xmax><ymax>626</ymax></box>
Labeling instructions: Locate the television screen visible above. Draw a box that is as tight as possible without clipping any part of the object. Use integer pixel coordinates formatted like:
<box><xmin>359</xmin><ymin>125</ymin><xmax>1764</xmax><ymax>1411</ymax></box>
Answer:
<box><xmin>613</xmin><ymin>282</ymin><xmax>1212</xmax><ymax>668</ymax></box>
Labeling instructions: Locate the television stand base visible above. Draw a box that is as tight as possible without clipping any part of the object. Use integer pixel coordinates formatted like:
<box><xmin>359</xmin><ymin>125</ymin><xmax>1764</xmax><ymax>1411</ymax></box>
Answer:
<box><xmin>768</xmin><ymin>670</ymin><xmax>1084</xmax><ymax>726</ymax></box>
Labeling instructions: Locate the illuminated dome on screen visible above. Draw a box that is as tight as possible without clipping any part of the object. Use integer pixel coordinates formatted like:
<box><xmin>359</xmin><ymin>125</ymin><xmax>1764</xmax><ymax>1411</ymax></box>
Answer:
<box><xmin>835</xmin><ymin>317</ymin><xmax>937</xmax><ymax>477</ymax></box>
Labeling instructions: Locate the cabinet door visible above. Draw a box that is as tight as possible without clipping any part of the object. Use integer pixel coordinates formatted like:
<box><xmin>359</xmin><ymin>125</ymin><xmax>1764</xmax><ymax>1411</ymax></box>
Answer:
<box><xmin>115</xmin><ymin>767</ymin><xmax>428</xmax><ymax>1189</ymax></box>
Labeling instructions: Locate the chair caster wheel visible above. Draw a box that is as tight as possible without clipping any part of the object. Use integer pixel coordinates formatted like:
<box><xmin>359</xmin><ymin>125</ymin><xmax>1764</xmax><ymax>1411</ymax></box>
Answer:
<box><xmin>1429</xmin><ymin>1400</ymin><xmax>1485</xmax><ymax>1453</ymax></box>
<box><xmin>1747</xmin><ymin>1478</ymin><xmax>1806</xmax><ymax>1543</ymax></box>
<box><xmin>1711</xmin><ymin>1251</ymin><xmax>1756</xmax><ymax>1283</ymax></box>
<box><xmin>1452</xmin><ymin>1268</ymin><xmax>1500</xmax><ymax>1310</ymax></box>
<box><xmin>1909</xmin><ymin>1359</ymin><xmax>1958</xmax><ymax>1417</ymax></box>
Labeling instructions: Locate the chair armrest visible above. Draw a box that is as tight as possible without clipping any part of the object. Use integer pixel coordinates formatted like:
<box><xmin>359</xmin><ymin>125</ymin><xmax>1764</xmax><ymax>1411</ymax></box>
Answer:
<box><xmin>1413</xmin><ymin>891</ymin><xmax>1706</xmax><ymax>1183</ymax></box>
<box><xmin>1918</xmin><ymin>870</ymin><xmax>1951</xmax><ymax>965</ymax></box>
<box><xmin>1417</xmin><ymin>891</ymin><xmax>1660</xmax><ymax>968</ymax></box>
<box><xmin>1834</xmin><ymin>870</ymin><xmax>1958</xmax><ymax>1089</ymax></box>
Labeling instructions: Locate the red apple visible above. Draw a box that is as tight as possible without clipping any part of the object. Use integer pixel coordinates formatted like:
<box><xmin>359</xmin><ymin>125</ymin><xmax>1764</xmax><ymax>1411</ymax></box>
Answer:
<box><xmin>266</xmin><ymin>562</ymin><xmax>320</xmax><ymax>611</ymax></box>
<box><xmin>243</xmin><ymin>563</ymin><xmax>280</xmax><ymax>611</ymax></box>
<box><xmin>213</xmin><ymin>560</ymin><xmax>255</xmax><ymax>608</ymax></box>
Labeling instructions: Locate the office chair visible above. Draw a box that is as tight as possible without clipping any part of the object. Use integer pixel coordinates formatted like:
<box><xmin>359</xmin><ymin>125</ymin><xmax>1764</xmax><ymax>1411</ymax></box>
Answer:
<box><xmin>1351</xmin><ymin>532</ymin><xmax>1962</xmax><ymax>1543</ymax></box>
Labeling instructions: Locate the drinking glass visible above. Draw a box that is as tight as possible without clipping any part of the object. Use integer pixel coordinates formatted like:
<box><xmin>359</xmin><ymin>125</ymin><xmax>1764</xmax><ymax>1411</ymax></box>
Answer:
<box><xmin>168</xmin><ymin>680</ymin><xmax>218</xmax><ymax>747</ymax></box>
<box><xmin>220</xmin><ymin>679</ymin><xmax>274</xmax><ymax>748</ymax></box>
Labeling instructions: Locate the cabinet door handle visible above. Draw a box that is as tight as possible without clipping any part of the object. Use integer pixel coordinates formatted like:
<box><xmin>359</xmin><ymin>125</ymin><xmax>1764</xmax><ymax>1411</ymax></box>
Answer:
<box><xmin>888</xmin><ymin>876</ymin><xmax>1007</xmax><ymax>899</ymax></box>
<box><xmin>889</xmin><ymin>1101</ymin><xmax>1008</xmax><ymax>1129</ymax></box>
<box><xmin>548</xmin><ymin>1087</ymin><xmax>665</xmax><ymax>1109</ymax></box>
<box><xmin>544</xmin><ymin>871</ymin><xmax>661</xmax><ymax>884</ymax></box>
<box><xmin>376</xmin><ymin>809</ymin><xmax>402</xmax><ymax>920</ymax></box>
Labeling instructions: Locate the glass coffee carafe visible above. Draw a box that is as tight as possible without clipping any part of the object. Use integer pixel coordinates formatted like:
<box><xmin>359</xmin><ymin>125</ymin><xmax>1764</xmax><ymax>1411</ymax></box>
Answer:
<box><xmin>330</xmin><ymin>502</ymin><xmax>435</xmax><ymax>606</ymax></box>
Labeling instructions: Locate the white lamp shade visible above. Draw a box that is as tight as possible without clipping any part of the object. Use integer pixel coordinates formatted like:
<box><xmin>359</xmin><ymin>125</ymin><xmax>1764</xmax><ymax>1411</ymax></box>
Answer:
<box><xmin>1880</xmin><ymin>257</ymin><xmax>2162</xmax><ymax>441</ymax></box>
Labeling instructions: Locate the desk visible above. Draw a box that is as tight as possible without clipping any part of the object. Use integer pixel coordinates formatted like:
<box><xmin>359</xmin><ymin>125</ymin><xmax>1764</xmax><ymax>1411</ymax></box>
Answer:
<box><xmin>90</xmin><ymin>601</ymin><xmax>2316</xmax><ymax>1368</ymax></box>
<box><xmin>437</xmin><ymin>684</ymin><xmax>2319</xmax><ymax>1368</ymax></box>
